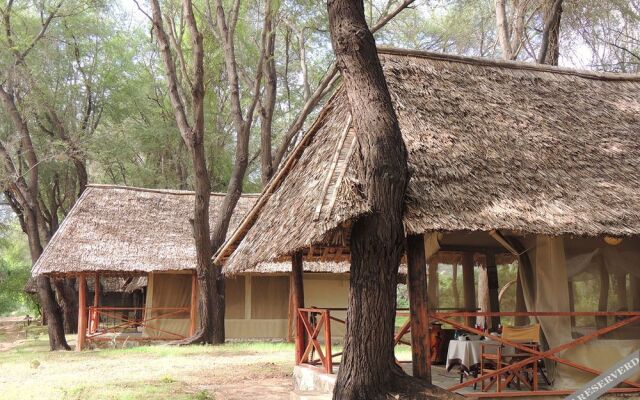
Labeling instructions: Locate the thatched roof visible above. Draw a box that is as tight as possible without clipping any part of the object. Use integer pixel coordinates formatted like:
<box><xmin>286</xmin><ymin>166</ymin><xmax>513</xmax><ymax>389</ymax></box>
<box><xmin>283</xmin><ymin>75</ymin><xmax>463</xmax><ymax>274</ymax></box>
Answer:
<box><xmin>217</xmin><ymin>47</ymin><xmax>640</xmax><ymax>273</ymax></box>
<box><xmin>31</xmin><ymin>185</ymin><xmax>353</xmax><ymax>277</ymax></box>
<box><xmin>23</xmin><ymin>276</ymin><xmax>146</xmax><ymax>294</ymax></box>
<box><xmin>32</xmin><ymin>185</ymin><xmax>258</xmax><ymax>276</ymax></box>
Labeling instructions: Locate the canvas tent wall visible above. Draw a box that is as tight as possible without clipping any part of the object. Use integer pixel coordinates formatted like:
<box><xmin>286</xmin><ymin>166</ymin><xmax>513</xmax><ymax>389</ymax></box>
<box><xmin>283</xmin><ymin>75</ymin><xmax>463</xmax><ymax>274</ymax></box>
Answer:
<box><xmin>144</xmin><ymin>270</ymin><xmax>350</xmax><ymax>340</ymax></box>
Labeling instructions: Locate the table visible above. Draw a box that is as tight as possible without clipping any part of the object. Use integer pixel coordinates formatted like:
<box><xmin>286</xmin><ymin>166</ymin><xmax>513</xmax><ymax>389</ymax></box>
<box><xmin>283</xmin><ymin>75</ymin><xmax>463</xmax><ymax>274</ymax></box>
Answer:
<box><xmin>446</xmin><ymin>339</ymin><xmax>484</xmax><ymax>373</ymax></box>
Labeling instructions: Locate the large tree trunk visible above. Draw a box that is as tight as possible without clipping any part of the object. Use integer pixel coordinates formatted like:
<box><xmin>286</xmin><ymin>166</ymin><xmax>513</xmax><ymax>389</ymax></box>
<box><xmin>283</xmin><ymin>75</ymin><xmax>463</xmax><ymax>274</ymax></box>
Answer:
<box><xmin>538</xmin><ymin>0</ymin><xmax>563</xmax><ymax>65</ymax></box>
<box><xmin>24</xmin><ymin>209</ymin><xmax>69</xmax><ymax>350</ymax></box>
<box><xmin>189</xmin><ymin>133</ymin><xmax>217</xmax><ymax>344</ymax></box>
<box><xmin>53</xmin><ymin>278</ymin><xmax>78</xmax><ymax>334</ymax></box>
<box><xmin>327</xmin><ymin>1</ymin><xmax>408</xmax><ymax>398</ymax></box>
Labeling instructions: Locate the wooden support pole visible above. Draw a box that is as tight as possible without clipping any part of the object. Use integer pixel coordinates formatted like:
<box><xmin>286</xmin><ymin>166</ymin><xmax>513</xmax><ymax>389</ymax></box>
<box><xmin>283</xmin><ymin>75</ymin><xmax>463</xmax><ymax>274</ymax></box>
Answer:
<box><xmin>76</xmin><ymin>273</ymin><xmax>87</xmax><ymax>351</ymax></box>
<box><xmin>189</xmin><ymin>271</ymin><xmax>198</xmax><ymax>336</ymax></box>
<box><xmin>514</xmin><ymin>269</ymin><xmax>528</xmax><ymax>326</ymax></box>
<box><xmin>486</xmin><ymin>252</ymin><xmax>501</xmax><ymax>330</ymax></box>
<box><xmin>427</xmin><ymin>260</ymin><xmax>439</xmax><ymax>310</ymax></box>
<box><xmin>597</xmin><ymin>263</ymin><xmax>610</xmax><ymax>329</ymax></box>
<box><xmin>462</xmin><ymin>252</ymin><xmax>476</xmax><ymax>327</ymax></box>
<box><xmin>631</xmin><ymin>277</ymin><xmax>640</xmax><ymax>311</ymax></box>
<box><xmin>407</xmin><ymin>234</ymin><xmax>432</xmax><ymax>383</ymax></box>
<box><xmin>93</xmin><ymin>273</ymin><xmax>100</xmax><ymax>307</ymax></box>
<box><xmin>568</xmin><ymin>281</ymin><xmax>576</xmax><ymax>328</ymax></box>
<box><xmin>291</xmin><ymin>252</ymin><xmax>306</xmax><ymax>364</ymax></box>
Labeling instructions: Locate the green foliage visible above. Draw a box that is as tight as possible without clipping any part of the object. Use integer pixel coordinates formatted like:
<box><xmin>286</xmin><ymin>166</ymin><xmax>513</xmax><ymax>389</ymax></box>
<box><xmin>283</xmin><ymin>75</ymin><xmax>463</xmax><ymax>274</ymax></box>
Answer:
<box><xmin>0</xmin><ymin>223</ymin><xmax>35</xmax><ymax>316</ymax></box>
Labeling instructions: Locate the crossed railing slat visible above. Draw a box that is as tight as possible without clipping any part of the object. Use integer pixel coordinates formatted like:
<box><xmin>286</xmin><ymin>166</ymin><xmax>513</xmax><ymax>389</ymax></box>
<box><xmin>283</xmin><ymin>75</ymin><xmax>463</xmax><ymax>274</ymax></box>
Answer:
<box><xmin>294</xmin><ymin>308</ymin><xmax>640</xmax><ymax>398</ymax></box>
<box><xmin>87</xmin><ymin>306</ymin><xmax>190</xmax><ymax>340</ymax></box>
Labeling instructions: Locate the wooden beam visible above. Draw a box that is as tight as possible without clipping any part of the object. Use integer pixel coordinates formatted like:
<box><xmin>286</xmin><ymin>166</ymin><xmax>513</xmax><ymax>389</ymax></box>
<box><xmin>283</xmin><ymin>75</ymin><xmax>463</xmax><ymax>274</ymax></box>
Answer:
<box><xmin>406</xmin><ymin>234</ymin><xmax>432</xmax><ymax>383</ymax></box>
<box><xmin>461</xmin><ymin>252</ymin><xmax>476</xmax><ymax>327</ymax></box>
<box><xmin>93</xmin><ymin>273</ymin><xmax>100</xmax><ymax>307</ymax></box>
<box><xmin>76</xmin><ymin>273</ymin><xmax>87</xmax><ymax>351</ymax></box>
<box><xmin>427</xmin><ymin>260</ymin><xmax>439</xmax><ymax>310</ymax></box>
<box><xmin>486</xmin><ymin>252</ymin><xmax>501</xmax><ymax>330</ymax></box>
<box><xmin>439</xmin><ymin>244</ymin><xmax>506</xmax><ymax>255</ymax></box>
<box><xmin>291</xmin><ymin>252</ymin><xmax>306</xmax><ymax>364</ymax></box>
<box><xmin>189</xmin><ymin>271</ymin><xmax>197</xmax><ymax>336</ymax></box>
<box><xmin>514</xmin><ymin>269</ymin><xmax>528</xmax><ymax>326</ymax></box>
<box><xmin>597</xmin><ymin>263</ymin><xmax>609</xmax><ymax>329</ymax></box>
<box><xmin>631</xmin><ymin>276</ymin><xmax>640</xmax><ymax>310</ymax></box>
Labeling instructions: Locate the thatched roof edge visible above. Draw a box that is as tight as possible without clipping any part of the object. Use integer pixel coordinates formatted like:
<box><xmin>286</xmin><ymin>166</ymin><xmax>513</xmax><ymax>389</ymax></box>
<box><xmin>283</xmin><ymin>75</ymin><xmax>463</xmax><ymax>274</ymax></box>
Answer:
<box><xmin>376</xmin><ymin>47</ymin><xmax>640</xmax><ymax>82</ymax></box>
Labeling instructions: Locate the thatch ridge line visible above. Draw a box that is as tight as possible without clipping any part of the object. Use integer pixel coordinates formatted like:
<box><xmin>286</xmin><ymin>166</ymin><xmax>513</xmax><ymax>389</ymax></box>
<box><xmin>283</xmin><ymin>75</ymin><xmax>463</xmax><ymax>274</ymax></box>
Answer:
<box><xmin>377</xmin><ymin>47</ymin><xmax>640</xmax><ymax>81</ymax></box>
<box><xmin>87</xmin><ymin>184</ymin><xmax>260</xmax><ymax>197</ymax></box>
<box><xmin>32</xmin><ymin>187</ymin><xmax>94</xmax><ymax>276</ymax></box>
<box><xmin>213</xmin><ymin>90</ymin><xmax>348</xmax><ymax>264</ymax></box>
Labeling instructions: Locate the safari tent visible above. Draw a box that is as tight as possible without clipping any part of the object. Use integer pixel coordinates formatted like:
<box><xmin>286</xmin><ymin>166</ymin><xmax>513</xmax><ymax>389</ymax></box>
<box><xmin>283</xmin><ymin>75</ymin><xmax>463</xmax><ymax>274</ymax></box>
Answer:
<box><xmin>31</xmin><ymin>185</ymin><xmax>352</xmax><ymax>349</ymax></box>
<box><xmin>214</xmin><ymin>48</ymin><xmax>640</xmax><ymax>396</ymax></box>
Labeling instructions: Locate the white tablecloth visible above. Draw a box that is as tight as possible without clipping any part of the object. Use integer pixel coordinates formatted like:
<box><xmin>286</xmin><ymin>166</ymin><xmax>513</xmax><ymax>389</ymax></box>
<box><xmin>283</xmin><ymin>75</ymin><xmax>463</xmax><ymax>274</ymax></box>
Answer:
<box><xmin>446</xmin><ymin>340</ymin><xmax>483</xmax><ymax>372</ymax></box>
<box><xmin>446</xmin><ymin>338</ymin><xmax>507</xmax><ymax>372</ymax></box>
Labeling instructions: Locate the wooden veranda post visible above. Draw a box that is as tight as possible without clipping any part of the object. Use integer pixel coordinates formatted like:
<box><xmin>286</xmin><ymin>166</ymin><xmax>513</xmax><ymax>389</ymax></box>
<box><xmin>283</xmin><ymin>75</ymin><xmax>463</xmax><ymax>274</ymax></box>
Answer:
<box><xmin>291</xmin><ymin>252</ymin><xmax>306</xmax><ymax>364</ymax></box>
<box><xmin>462</xmin><ymin>252</ymin><xmax>476</xmax><ymax>327</ymax></box>
<box><xmin>93</xmin><ymin>273</ymin><xmax>100</xmax><ymax>307</ymax></box>
<box><xmin>76</xmin><ymin>273</ymin><xmax>87</xmax><ymax>351</ymax></box>
<box><xmin>406</xmin><ymin>234</ymin><xmax>432</xmax><ymax>383</ymax></box>
<box><xmin>190</xmin><ymin>271</ymin><xmax>198</xmax><ymax>336</ymax></box>
<box><xmin>486</xmin><ymin>252</ymin><xmax>501</xmax><ymax>330</ymax></box>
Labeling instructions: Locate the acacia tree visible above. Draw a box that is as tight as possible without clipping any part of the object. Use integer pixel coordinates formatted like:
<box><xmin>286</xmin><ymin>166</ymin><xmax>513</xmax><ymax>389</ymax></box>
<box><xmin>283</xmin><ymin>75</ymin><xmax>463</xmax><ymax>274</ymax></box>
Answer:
<box><xmin>0</xmin><ymin>0</ymin><xmax>70</xmax><ymax>351</ymax></box>
<box><xmin>147</xmin><ymin>0</ymin><xmax>266</xmax><ymax>343</ymax></box>
<box><xmin>327</xmin><ymin>0</ymin><xmax>408</xmax><ymax>397</ymax></box>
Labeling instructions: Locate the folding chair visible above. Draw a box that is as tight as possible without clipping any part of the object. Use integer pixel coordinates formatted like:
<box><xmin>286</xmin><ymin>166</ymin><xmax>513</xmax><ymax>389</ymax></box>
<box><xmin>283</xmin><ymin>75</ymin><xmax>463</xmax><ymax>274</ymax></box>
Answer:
<box><xmin>480</xmin><ymin>324</ymin><xmax>549</xmax><ymax>392</ymax></box>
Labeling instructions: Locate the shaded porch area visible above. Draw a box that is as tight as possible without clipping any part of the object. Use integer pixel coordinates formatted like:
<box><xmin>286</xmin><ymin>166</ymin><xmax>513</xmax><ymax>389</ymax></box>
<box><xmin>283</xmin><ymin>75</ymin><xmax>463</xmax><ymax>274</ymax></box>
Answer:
<box><xmin>75</xmin><ymin>271</ymin><xmax>198</xmax><ymax>350</ymax></box>
<box><xmin>289</xmin><ymin>231</ymin><xmax>640</xmax><ymax>398</ymax></box>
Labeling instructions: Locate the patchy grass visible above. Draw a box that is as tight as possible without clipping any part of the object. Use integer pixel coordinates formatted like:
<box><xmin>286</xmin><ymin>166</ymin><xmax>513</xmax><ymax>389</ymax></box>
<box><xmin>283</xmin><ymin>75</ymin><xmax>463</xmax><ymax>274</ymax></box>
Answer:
<box><xmin>0</xmin><ymin>322</ymin><xmax>293</xmax><ymax>400</ymax></box>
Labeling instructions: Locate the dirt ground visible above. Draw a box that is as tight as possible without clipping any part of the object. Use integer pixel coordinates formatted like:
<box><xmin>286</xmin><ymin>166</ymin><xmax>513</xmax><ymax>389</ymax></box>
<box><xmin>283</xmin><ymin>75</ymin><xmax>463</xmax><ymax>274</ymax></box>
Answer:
<box><xmin>0</xmin><ymin>318</ymin><xmax>293</xmax><ymax>400</ymax></box>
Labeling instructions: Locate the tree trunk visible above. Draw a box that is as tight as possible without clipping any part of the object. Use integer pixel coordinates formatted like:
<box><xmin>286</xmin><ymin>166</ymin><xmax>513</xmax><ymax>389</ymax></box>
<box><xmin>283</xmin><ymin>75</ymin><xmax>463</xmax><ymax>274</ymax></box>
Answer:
<box><xmin>260</xmin><ymin>0</ymin><xmax>277</xmax><ymax>185</ymax></box>
<box><xmin>25</xmin><ymin>206</ymin><xmax>69</xmax><ymax>350</ymax></box>
<box><xmin>538</xmin><ymin>0</ymin><xmax>563</xmax><ymax>65</ymax></box>
<box><xmin>53</xmin><ymin>278</ymin><xmax>78</xmax><ymax>334</ymax></box>
<box><xmin>327</xmin><ymin>1</ymin><xmax>408</xmax><ymax>398</ymax></box>
<box><xmin>190</xmin><ymin>141</ymin><xmax>216</xmax><ymax>344</ymax></box>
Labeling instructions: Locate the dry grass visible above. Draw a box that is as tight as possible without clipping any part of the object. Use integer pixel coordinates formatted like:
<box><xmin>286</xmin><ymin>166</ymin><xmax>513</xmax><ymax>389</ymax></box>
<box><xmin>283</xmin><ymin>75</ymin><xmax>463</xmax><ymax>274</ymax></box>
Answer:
<box><xmin>0</xmin><ymin>321</ymin><xmax>293</xmax><ymax>400</ymax></box>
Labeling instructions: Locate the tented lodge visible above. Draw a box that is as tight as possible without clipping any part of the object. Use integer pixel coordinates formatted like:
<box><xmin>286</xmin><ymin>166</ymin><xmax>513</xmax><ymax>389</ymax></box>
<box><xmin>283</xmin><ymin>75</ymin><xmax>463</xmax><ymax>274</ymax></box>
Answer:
<box><xmin>214</xmin><ymin>48</ymin><xmax>640</xmax><ymax>397</ymax></box>
<box><xmin>31</xmin><ymin>185</ymin><xmax>352</xmax><ymax>347</ymax></box>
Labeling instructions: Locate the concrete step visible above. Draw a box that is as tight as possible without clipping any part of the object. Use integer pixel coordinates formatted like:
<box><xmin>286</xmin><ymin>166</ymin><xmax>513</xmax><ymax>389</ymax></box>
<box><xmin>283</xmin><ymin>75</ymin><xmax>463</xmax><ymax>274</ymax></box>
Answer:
<box><xmin>290</xmin><ymin>390</ymin><xmax>331</xmax><ymax>400</ymax></box>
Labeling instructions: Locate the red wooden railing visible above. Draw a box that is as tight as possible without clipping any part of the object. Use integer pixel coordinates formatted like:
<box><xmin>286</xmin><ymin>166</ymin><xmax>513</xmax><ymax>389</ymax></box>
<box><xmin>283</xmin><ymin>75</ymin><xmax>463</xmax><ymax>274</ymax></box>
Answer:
<box><xmin>87</xmin><ymin>306</ymin><xmax>190</xmax><ymax>341</ymax></box>
<box><xmin>295</xmin><ymin>309</ymin><xmax>640</xmax><ymax>398</ymax></box>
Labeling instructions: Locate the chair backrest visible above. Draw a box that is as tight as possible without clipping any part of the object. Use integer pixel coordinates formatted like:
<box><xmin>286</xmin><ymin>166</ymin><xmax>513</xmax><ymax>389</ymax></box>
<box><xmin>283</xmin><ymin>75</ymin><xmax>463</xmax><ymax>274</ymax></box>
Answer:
<box><xmin>502</xmin><ymin>324</ymin><xmax>540</xmax><ymax>343</ymax></box>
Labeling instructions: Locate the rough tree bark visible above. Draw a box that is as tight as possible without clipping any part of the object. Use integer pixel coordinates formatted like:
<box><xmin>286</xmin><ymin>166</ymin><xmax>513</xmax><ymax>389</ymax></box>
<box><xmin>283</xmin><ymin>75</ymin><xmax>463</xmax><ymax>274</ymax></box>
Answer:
<box><xmin>260</xmin><ymin>0</ymin><xmax>278</xmax><ymax>185</ymax></box>
<box><xmin>538</xmin><ymin>0</ymin><xmax>563</xmax><ymax>65</ymax></box>
<box><xmin>327</xmin><ymin>1</ymin><xmax>408</xmax><ymax>397</ymax></box>
<box><xmin>327</xmin><ymin>6</ymin><xmax>461</xmax><ymax>397</ymax></box>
